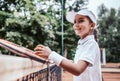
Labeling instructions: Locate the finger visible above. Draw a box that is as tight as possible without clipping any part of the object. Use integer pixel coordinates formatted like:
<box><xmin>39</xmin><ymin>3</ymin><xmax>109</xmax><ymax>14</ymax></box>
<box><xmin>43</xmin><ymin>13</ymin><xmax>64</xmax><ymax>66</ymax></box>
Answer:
<box><xmin>37</xmin><ymin>44</ymin><xmax>45</xmax><ymax>48</ymax></box>
<box><xmin>35</xmin><ymin>47</ymin><xmax>45</xmax><ymax>52</ymax></box>
<box><xmin>34</xmin><ymin>46</ymin><xmax>43</xmax><ymax>51</ymax></box>
<box><xmin>34</xmin><ymin>51</ymin><xmax>47</xmax><ymax>59</ymax></box>
<box><xmin>34</xmin><ymin>47</ymin><xmax>41</xmax><ymax>51</ymax></box>
<box><xmin>34</xmin><ymin>45</ymin><xmax>45</xmax><ymax>51</ymax></box>
<box><xmin>34</xmin><ymin>51</ymin><xmax>43</xmax><ymax>55</ymax></box>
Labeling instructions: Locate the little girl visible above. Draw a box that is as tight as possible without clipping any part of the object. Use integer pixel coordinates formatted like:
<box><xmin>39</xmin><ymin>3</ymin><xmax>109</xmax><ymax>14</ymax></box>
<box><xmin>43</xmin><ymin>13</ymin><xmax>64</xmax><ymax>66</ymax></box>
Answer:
<box><xmin>34</xmin><ymin>9</ymin><xmax>102</xmax><ymax>81</ymax></box>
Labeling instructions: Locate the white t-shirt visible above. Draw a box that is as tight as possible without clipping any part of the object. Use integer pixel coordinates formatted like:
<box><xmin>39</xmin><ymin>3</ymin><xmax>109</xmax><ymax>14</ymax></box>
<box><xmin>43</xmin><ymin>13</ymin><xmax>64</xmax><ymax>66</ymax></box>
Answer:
<box><xmin>74</xmin><ymin>35</ymin><xmax>102</xmax><ymax>81</ymax></box>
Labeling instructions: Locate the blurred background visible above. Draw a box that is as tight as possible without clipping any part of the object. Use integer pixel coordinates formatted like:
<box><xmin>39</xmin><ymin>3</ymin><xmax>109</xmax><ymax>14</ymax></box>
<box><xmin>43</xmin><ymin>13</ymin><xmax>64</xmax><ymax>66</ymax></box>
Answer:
<box><xmin>0</xmin><ymin>0</ymin><xmax>120</xmax><ymax>63</ymax></box>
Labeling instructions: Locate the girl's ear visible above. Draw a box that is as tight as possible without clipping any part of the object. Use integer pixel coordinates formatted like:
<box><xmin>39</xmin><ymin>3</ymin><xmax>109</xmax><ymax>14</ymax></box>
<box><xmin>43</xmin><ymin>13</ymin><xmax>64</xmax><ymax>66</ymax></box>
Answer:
<box><xmin>90</xmin><ymin>23</ymin><xmax>95</xmax><ymax>28</ymax></box>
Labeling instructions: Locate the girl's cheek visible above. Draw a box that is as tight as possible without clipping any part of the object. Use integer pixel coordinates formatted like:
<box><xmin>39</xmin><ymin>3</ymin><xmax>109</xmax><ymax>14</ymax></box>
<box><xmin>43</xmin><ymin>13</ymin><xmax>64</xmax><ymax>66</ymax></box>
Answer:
<box><xmin>73</xmin><ymin>25</ymin><xmax>76</xmax><ymax>30</ymax></box>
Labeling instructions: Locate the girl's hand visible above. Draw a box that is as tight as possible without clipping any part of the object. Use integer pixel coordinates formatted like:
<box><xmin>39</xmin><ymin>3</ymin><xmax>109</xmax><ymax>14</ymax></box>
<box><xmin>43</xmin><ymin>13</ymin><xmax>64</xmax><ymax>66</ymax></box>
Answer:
<box><xmin>34</xmin><ymin>44</ymin><xmax>52</xmax><ymax>59</ymax></box>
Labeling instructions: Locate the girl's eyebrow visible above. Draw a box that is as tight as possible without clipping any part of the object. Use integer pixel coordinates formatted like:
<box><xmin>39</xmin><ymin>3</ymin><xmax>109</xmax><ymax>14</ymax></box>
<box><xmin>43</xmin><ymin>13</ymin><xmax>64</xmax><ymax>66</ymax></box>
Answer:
<box><xmin>74</xmin><ymin>17</ymin><xmax>85</xmax><ymax>22</ymax></box>
<box><xmin>75</xmin><ymin>17</ymin><xmax>84</xmax><ymax>21</ymax></box>
<box><xmin>78</xmin><ymin>17</ymin><xmax>84</xmax><ymax>20</ymax></box>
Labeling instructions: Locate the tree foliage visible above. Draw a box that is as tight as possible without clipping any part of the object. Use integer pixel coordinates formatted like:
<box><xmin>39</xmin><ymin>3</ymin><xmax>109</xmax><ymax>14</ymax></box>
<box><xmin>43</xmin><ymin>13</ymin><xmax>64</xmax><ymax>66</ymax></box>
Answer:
<box><xmin>0</xmin><ymin>0</ymin><xmax>56</xmax><ymax>53</ymax></box>
<box><xmin>98</xmin><ymin>4</ymin><xmax>120</xmax><ymax>62</ymax></box>
<box><xmin>0</xmin><ymin>0</ymin><xmax>88</xmax><ymax>59</ymax></box>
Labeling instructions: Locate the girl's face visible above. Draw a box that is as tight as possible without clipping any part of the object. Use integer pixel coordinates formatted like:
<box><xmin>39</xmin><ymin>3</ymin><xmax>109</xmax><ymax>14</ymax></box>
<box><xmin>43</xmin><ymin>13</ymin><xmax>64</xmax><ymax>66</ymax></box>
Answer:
<box><xmin>73</xmin><ymin>14</ymin><xmax>93</xmax><ymax>39</ymax></box>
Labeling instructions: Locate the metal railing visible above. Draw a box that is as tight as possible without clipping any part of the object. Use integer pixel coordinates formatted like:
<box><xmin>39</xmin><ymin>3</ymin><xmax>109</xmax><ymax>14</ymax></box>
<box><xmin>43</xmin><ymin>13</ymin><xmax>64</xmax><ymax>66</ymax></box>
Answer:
<box><xmin>16</xmin><ymin>65</ymin><xmax>61</xmax><ymax>81</ymax></box>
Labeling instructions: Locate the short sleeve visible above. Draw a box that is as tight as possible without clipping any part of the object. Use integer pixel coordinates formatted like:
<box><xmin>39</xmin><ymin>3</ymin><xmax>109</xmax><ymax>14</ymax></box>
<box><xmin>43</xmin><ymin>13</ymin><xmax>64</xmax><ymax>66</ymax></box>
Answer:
<box><xmin>78</xmin><ymin>41</ymin><xmax>98</xmax><ymax>67</ymax></box>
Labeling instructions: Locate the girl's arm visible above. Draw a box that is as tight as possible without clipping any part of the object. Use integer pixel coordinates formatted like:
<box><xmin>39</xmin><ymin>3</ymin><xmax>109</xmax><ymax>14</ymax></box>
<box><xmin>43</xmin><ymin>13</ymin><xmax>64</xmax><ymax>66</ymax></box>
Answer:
<box><xmin>60</xmin><ymin>59</ymin><xmax>89</xmax><ymax>76</ymax></box>
<box><xmin>34</xmin><ymin>45</ymin><xmax>89</xmax><ymax>76</ymax></box>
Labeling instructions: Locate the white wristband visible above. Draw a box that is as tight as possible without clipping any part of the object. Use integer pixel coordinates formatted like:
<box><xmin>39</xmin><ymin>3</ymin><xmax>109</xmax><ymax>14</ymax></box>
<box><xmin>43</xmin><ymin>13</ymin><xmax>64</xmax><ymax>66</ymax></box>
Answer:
<box><xmin>48</xmin><ymin>51</ymin><xmax>64</xmax><ymax>66</ymax></box>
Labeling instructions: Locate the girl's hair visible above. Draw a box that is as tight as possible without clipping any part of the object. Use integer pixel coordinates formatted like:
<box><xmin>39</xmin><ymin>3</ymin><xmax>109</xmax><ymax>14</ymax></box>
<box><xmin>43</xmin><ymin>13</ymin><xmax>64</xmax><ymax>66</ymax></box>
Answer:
<box><xmin>87</xmin><ymin>16</ymin><xmax>99</xmax><ymax>42</ymax></box>
<box><xmin>93</xmin><ymin>28</ymin><xmax>99</xmax><ymax>42</ymax></box>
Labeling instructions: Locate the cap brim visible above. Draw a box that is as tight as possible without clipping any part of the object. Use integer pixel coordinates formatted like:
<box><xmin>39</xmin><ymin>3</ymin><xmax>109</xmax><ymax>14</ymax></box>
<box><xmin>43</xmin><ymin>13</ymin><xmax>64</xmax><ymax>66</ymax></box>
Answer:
<box><xmin>66</xmin><ymin>10</ymin><xmax>97</xmax><ymax>24</ymax></box>
<box><xmin>66</xmin><ymin>11</ymin><xmax>77</xmax><ymax>23</ymax></box>
<box><xmin>66</xmin><ymin>11</ymin><xmax>88</xmax><ymax>24</ymax></box>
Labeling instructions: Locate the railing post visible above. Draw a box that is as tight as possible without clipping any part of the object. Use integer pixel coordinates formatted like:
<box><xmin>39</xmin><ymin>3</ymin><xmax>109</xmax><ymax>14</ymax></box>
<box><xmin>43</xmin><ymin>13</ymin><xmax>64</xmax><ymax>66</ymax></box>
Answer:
<box><xmin>101</xmin><ymin>48</ymin><xmax>106</xmax><ymax>66</ymax></box>
<box><xmin>47</xmin><ymin>61</ymin><xmax>51</xmax><ymax>81</ymax></box>
<box><xmin>102</xmin><ymin>48</ymin><xmax>106</xmax><ymax>65</ymax></box>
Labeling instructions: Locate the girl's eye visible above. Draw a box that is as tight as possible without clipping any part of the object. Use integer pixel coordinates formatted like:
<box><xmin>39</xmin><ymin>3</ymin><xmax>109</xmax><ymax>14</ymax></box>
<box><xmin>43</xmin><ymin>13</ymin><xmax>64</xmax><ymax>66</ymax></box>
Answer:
<box><xmin>74</xmin><ymin>19</ymin><xmax>84</xmax><ymax>23</ymax></box>
<box><xmin>79</xmin><ymin>19</ymin><xmax>84</xmax><ymax>23</ymax></box>
<box><xmin>74</xmin><ymin>20</ymin><xmax>76</xmax><ymax>23</ymax></box>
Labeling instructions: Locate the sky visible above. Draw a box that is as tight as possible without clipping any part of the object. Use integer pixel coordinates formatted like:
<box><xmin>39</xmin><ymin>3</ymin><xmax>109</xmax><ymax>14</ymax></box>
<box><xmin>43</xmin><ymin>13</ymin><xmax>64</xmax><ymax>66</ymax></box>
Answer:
<box><xmin>87</xmin><ymin>0</ymin><xmax>120</xmax><ymax>17</ymax></box>
<box><xmin>68</xmin><ymin>0</ymin><xmax>120</xmax><ymax>18</ymax></box>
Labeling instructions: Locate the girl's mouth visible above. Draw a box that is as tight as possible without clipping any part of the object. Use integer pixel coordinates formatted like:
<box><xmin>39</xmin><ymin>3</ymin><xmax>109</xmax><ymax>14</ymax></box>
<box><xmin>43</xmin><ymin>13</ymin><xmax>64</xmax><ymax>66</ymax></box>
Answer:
<box><xmin>75</xmin><ymin>28</ymin><xmax>81</xmax><ymax>31</ymax></box>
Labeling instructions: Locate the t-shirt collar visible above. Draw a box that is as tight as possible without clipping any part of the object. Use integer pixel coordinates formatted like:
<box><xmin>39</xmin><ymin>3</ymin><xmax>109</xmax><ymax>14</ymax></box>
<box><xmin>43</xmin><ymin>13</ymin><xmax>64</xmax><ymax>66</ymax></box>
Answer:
<box><xmin>78</xmin><ymin>35</ymin><xmax>94</xmax><ymax>45</ymax></box>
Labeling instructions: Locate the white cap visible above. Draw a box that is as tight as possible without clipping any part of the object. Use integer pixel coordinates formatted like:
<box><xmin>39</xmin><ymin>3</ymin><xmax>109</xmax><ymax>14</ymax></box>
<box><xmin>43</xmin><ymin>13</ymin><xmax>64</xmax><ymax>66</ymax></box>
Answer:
<box><xmin>66</xmin><ymin>9</ymin><xmax>97</xmax><ymax>25</ymax></box>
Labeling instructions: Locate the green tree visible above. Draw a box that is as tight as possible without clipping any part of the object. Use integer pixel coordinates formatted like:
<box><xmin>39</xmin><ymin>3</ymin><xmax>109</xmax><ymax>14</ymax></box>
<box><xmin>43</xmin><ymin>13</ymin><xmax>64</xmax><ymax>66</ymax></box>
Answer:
<box><xmin>0</xmin><ymin>0</ymin><xmax>89</xmax><ymax>60</ymax></box>
<box><xmin>0</xmin><ymin>0</ymin><xmax>56</xmax><ymax>53</ymax></box>
<box><xmin>98</xmin><ymin>4</ymin><xmax>120</xmax><ymax>62</ymax></box>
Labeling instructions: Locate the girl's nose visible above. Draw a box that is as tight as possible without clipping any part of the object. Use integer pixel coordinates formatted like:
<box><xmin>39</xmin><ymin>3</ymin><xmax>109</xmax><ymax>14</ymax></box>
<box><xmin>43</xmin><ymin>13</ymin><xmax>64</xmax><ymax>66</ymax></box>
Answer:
<box><xmin>74</xmin><ymin>23</ymin><xmax>79</xmax><ymax>28</ymax></box>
